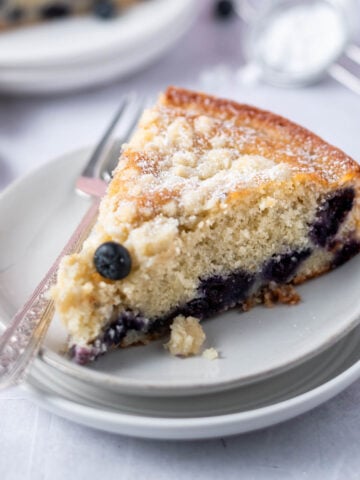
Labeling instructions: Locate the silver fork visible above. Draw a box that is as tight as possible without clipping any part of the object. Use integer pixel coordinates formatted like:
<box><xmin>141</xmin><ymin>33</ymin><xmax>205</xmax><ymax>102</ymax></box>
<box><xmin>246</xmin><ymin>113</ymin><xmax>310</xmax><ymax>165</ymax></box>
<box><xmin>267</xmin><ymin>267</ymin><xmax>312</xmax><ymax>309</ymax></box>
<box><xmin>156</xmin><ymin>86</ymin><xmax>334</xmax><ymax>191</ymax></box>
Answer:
<box><xmin>0</xmin><ymin>93</ymin><xmax>144</xmax><ymax>390</ymax></box>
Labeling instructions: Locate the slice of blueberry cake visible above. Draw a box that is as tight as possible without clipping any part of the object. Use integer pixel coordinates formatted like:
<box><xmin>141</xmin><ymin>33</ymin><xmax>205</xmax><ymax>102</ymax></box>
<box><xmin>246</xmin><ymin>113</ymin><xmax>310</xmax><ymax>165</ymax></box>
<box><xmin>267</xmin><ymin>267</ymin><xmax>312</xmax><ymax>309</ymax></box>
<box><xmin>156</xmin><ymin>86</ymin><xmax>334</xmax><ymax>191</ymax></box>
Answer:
<box><xmin>52</xmin><ymin>86</ymin><xmax>360</xmax><ymax>364</ymax></box>
<box><xmin>0</xmin><ymin>0</ymin><xmax>141</xmax><ymax>30</ymax></box>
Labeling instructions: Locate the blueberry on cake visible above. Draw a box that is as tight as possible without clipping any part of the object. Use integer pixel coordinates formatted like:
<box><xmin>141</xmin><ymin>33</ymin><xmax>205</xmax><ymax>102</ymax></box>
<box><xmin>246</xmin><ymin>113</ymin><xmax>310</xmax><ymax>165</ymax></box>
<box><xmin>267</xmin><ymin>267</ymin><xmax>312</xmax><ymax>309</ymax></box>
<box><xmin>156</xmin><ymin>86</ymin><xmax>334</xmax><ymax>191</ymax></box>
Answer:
<box><xmin>52</xmin><ymin>87</ymin><xmax>360</xmax><ymax>364</ymax></box>
<box><xmin>0</xmin><ymin>0</ymin><xmax>141</xmax><ymax>30</ymax></box>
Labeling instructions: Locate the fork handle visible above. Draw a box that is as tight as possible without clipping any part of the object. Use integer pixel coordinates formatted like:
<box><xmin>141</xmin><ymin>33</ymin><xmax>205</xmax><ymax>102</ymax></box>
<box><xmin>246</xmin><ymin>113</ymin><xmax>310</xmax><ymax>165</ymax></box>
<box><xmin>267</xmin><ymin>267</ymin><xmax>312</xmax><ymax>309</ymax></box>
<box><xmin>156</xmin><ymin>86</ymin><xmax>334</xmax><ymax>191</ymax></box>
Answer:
<box><xmin>328</xmin><ymin>63</ymin><xmax>360</xmax><ymax>96</ymax></box>
<box><xmin>346</xmin><ymin>44</ymin><xmax>360</xmax><ymax>65</ymax></box>
<box><xmin>0</xmin><ymin>198</ymin><xmax>100</xmax><ymax>390</ymax></box>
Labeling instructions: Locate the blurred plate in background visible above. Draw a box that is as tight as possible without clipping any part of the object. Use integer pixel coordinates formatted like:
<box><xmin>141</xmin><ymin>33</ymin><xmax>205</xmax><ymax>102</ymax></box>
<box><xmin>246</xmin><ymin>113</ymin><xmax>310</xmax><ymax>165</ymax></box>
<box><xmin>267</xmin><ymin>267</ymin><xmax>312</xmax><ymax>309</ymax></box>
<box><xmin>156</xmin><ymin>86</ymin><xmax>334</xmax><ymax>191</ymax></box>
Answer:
<box><xmin>0</xmin><ymin>0</ymin><xmax>194</xmax><ymax>93</ymax></box>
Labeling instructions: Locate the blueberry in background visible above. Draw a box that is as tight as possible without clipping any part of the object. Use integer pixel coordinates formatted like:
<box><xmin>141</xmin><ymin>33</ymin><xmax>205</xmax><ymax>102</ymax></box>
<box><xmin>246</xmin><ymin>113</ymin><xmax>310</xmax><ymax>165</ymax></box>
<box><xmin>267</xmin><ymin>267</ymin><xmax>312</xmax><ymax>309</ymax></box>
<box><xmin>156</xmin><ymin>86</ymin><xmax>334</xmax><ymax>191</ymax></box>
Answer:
<box><xmin>214</xmin><ymin>0</ymin><xmax>235</xmax><ymax>20</ymax></box>
<box><xmin>94</xmin><ymin>0</ymin><xmax>117</xmax><ymax>19</ymax></box>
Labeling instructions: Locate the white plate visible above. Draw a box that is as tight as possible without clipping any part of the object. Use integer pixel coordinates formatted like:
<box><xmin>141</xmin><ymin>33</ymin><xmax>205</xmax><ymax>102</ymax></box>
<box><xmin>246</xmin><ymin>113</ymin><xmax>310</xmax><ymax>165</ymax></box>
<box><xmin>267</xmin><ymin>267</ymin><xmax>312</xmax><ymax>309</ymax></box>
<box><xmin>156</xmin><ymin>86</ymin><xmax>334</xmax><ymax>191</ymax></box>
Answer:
<box><xmin>23</xmin><ymin>324</ymin><xmax>360</xmax><ymax>439</ymax></box>
<box><xmin>0</xmin><ymin>0</ymin><xmax>193</xmax><ymax>67</ymax></box>
<box><xmin>0</xmin><ymin>19</ymin><xmax>190</xmax><ymax>94</ymax></box>
<box><xmin>0</xmin><ymin>0</ymin><xmax>194</xmax><ymax>93</ymax></box>
<box><xmin>1</xmin><ymin>148</ymin><xmax>360</xmax><ymax>397</ymax></box>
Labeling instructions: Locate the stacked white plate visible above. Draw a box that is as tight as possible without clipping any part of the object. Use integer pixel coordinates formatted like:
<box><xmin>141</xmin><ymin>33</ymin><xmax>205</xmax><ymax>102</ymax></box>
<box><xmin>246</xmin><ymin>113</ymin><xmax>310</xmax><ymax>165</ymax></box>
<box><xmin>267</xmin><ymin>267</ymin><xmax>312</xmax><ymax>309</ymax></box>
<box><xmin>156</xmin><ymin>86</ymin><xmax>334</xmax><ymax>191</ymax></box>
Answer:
<box><xmin>0</xmin><ymin>0</ymin><xmax>194</xmax><ymax>93</ymax></box>
<box><xmin>1</xmin><ymin>146</ymin><xmax>360</xmax><ymax>439</ymax></box>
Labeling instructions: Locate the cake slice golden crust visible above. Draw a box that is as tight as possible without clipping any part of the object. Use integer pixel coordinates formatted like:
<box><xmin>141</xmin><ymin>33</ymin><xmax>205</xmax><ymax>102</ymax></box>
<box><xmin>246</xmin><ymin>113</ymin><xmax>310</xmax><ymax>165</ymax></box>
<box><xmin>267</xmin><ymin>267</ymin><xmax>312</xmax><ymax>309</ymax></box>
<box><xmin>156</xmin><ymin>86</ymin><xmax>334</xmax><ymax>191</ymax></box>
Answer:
<box><xmin>52</xmin><ymin>87</ymin><xmax>360</xmax><ymax>364</ymax></box>
<box><xmin>106</xmin><ymin>87</ymin><xmax>360</xmax><ymax>227</ymax></box>
<box><xmin>163</xmin><ymin>86</ymin><xmax>358</xmax><ymax>183</ymax></box>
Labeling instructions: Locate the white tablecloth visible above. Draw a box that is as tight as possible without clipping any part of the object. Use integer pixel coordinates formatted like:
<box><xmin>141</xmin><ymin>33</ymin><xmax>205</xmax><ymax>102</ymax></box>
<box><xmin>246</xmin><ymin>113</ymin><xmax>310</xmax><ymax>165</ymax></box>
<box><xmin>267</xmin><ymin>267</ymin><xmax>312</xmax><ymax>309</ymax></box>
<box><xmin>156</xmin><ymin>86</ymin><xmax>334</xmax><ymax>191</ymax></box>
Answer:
<box><xmin>1</xmin><ymin>2</ymin><xmax>360</xmax><ymax>479</ymax></box>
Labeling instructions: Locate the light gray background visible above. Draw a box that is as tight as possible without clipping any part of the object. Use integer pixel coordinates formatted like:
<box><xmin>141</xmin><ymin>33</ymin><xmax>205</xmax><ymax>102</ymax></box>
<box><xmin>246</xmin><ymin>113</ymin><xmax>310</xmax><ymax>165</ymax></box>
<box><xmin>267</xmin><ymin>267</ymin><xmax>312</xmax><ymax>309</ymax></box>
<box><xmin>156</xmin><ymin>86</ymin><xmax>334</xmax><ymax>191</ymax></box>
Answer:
<box><xmin>1</xmin><ymin>1</ymin><xmax>360</xmax><ymax>479</ymax></box>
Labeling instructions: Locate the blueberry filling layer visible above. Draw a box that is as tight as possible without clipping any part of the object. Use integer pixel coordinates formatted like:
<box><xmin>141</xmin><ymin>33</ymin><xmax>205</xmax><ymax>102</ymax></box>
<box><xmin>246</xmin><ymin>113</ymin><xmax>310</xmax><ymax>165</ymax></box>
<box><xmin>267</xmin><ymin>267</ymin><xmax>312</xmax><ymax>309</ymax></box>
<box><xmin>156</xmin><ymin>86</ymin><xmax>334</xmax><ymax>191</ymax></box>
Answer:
<box><xmin>103</xmin><ymin>311</ymin><xmax>147</xmax><ymax>348</ymax></box>
<box><xmin>332</xmin><ymin>240</ymin><xmax>360</xmax><ymax>267</ymax></box>
<box><xmin>71</xmin><ymin>269</ymin><xmax>256</xmax><ymax>364</ymax></box>
<box><xmin>184</xmin><ymin>270</ymin><xmax>255</xmax><ymax>319</ymax></box>
<box><xmin>262</xmin><ymin>249</ymin><xmax>312</xmax><ymax>283</ymax></box>
<box><xmin>71</xmin><ymin>249</ymin><xmax>313</xmax><ymax>363</ymax></box>
<box><xmin>310</xmin><ymin>188</ymin><xmax>355</xmax><ymax>247</ymax></box>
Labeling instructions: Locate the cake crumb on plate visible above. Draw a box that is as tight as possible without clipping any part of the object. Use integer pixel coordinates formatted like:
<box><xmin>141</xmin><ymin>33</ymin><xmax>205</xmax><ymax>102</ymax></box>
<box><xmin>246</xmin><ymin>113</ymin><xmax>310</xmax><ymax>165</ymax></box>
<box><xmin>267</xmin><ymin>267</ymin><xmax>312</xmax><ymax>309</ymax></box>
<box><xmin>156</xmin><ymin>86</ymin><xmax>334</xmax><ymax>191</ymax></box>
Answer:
<box><xmin>202</xmin><ymin>347</ymin><xmax>219</xmax><ymax>360</ymax></box>
<box><xmin>165</xmin><ymin>315</ymin><xmax>205</xmax><ymax>357</ymax></box>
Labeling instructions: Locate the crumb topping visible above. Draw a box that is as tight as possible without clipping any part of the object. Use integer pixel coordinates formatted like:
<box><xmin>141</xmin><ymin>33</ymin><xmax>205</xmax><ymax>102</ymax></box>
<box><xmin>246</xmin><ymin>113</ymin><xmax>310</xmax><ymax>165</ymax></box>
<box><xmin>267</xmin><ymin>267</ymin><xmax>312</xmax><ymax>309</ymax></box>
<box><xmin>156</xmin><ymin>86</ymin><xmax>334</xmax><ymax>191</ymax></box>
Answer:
<box><xmin>100</xmin><ymin>88</ymin><xmax>358</xmax><ymax>233</ymax></box>
<box><xmin>104</xmin><ymin>111</ymin><xmax>293</xmax><ymax>227</ymax></box>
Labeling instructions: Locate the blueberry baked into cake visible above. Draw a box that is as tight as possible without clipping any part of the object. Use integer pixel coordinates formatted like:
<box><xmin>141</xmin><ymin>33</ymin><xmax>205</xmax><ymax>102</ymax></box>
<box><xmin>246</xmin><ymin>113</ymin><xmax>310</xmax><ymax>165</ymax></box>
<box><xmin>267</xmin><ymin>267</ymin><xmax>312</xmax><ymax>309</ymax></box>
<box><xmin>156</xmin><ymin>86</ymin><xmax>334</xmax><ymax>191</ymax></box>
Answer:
<box><xmin>52</xmin><ymin>87</ymin><xmax>360</xmax><ymax>364</ymax></box>
<box><xmin>0</xmin><ymin>0</ymin><xmax>142</xmax><ymax>30</ymax></box>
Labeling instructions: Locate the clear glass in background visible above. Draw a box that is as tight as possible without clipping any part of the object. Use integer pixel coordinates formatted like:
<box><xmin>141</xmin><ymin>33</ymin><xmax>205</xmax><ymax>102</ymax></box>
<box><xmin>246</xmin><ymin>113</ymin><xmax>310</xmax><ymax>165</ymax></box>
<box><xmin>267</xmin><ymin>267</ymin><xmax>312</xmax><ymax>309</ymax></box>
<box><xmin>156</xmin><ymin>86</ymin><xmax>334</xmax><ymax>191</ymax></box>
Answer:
<box><xmin>236</xmin><ymin>0</ymin><xmax>360</xmax><ymax>91</ymax></box>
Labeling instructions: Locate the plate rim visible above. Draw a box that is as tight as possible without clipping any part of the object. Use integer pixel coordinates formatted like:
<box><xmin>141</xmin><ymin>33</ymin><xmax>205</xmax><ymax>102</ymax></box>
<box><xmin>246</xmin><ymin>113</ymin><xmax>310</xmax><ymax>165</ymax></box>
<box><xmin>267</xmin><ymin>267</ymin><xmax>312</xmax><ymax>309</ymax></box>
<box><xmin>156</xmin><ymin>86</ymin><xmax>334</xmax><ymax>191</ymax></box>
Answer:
<box><xmin>39</xmin><ymin>299</ymin><xmax>360</xmax><ymax>397</ymax></box>
<box><xmin>23</xmin><ymin>355</ymin><xmax>360</xmax><ymax>439</ymax></box>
